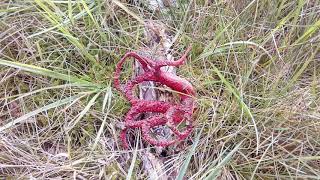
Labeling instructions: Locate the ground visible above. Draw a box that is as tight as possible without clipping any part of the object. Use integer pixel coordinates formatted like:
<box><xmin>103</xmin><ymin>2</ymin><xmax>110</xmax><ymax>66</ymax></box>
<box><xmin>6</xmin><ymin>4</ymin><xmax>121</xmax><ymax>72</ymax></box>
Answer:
<box><xmin>0</xmin><ymin>0</ymin><xmax>320</xmax><ymax>179</ymax></box>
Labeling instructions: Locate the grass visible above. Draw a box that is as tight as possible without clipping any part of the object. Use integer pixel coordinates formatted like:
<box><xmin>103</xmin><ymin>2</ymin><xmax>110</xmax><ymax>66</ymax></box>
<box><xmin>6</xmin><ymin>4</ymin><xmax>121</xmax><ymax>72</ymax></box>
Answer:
<box><xmin>1</xmin><ymin>0</ymin><xmax>320</xmax><ymax>179</ymax></box>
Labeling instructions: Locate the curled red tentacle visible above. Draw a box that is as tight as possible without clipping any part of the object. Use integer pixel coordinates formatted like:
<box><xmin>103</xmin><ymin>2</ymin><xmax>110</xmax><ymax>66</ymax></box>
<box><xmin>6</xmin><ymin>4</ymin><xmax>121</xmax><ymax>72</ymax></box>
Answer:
<box><xmin>114</xmin><ymin>46</ymin><xmax>195</xmax><ymax>149</ymax></box>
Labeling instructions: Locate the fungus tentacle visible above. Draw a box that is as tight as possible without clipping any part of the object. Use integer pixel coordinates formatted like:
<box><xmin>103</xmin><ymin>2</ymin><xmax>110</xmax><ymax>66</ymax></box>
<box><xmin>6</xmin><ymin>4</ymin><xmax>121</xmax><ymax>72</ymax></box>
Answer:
<box><xmin>114</xmin><ymin>46</ymin><xmax>196</xmax><ymax>149</ymax></box>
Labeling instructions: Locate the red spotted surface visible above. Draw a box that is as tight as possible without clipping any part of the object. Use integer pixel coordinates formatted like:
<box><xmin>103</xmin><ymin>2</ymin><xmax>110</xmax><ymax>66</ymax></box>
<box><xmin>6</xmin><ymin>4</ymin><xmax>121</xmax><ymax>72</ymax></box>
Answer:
<box><xmin>114</xmin><ymin>46</ymin><xmax>195</xmax><ymax>148</ymax></box>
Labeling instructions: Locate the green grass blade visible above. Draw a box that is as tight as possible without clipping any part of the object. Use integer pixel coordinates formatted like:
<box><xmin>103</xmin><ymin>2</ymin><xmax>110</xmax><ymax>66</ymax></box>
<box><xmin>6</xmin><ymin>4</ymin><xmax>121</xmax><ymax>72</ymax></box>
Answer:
<box><xmin>176</xmin><ymin>127</ymin><xmax>204</xmax><ymax>180</ymax></box>
<box><xmin>112</xmin><ymin>0</ymin><xmax>144</xmax><ymax>24</ymax></box>
<box><xmin>91</xmin><ymin>112</ymin><xmax>108</xmax><ymax>151</ymax></box>
<box><xmin>0</xmin><ymin>84</ymin><xmax>76</xmax><ymax>101</ymax></box>
<box><xmin>284</xmin><ymin>46</ymin><xmax>320</xmax><ymax>91</ymax></box>
<box><xmin>126</xmin><ymin>138</ymin><xmax>139</xmax><ymax>180</ymax></box>
<box><xmin>80</xmin><ymin>0</ymin><xmax>107</xmax><ymax>41</ymax></box>
<box><xmin>0</xmin><ymin>94</ymin><xmax>82</xmax><ymax>132</ymax></box>
<box><xmin>171</xmin><ymin>0</ymin><xmax>192</xmax><ymax>46</ymax></box>
<box><xmin>199</xmin><ymin>146</ymin><xmax>232</xmax><ymax>179</ymax></box>
<box><xmin>81</xmin><ymin>0</ymin><xmax>97</xmax><ymax>24</ymax></box>
<box><xmin>204</xmin><ymin>141</ymin><xmax>243</xmax><ymax>180</ymax></box>
<box><xmin>28</xmin><ymin>2</ymin><xmax>96</xmax><ymax>38</ymax></box>
<box><xmin>102</xmin><ymin>87</ymin><xmax>112</xmax><ymax>113</ymax></box>
<box><xmin>67</xmin><ymin>91</ymin><xmax>102</xmax><ymax>130</ymax></box>
<box><xmin>295</xmin><ymin>19</ymin><xmax>320</xmax><ymax>44</ymax></box>
<box><xmin>200</xmin><ymin>0</ymin><xmax>257</xmax><ymax>55</ymax></box>
<box><xmin>208</xmin><ymin>62</ymin><xmax>259</xmax><ymax>153</ymax></box>
<box><xmin>198</xmin><ymin>40</ymin><xmax>272</xmax><ymax>61</ymax></box>
<box><xmin>0</xmin><ymin>58</ymin><xmax>102</xmax><ymax>88</ymax></box>
<box><xmin>68</xmin><ymin>0</ymin><xmax>74</xmax><ymax>24</ymax></box>
<box><xmin>250</xmin><ymin>133</ymin><xmax>282</xmax><ymax>180</ymax></box>
<box><xmin>92</xmin><ymin>88</ymin><xmax>112</xmax><ymax>150</ymax></box>
<box><xmin>34</xmin><ymin>0</ymin><xmax>100</xmax><ymax>67</ymax></box>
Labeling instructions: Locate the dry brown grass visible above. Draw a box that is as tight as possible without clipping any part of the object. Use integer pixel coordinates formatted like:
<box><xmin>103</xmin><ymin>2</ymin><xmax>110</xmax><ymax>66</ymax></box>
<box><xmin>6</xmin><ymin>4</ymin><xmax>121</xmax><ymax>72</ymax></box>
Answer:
<box><xmin>1</xmin><ymin>0</ymin><xmax>320</xmax><ymax>179</ymax></box>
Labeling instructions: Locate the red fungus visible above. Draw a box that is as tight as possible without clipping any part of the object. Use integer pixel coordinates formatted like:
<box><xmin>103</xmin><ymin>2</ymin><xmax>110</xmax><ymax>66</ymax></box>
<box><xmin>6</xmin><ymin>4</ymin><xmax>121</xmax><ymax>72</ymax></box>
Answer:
<box><xmin>114</xmin><ymin>46</ymin><xmax>195</xmax><ymax>149</ymax></box>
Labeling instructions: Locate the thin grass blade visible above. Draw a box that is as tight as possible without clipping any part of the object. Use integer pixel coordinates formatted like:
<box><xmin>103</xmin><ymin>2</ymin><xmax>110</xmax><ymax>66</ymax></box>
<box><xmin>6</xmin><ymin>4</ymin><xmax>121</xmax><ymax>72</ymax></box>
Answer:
<box><xmin>126</xmin><ymin>138</ymin><xmax>139</xmax><ymax>180</ymax></box>
<box><xmin>92</xmin><ymin>88</ymin><xmax>112</xmax><ymax>150</ymax></box>
<box><xmin>0</xmin><ymin>94</ymin><xmax>83</xmax><ymax>132</ymax></box>
<box><xmin>0</xmin><ymin>58</ymin><xmax>102</xmax><ymax>89</ymax></box>
<box><xmin>67</xmin><ymin>91</ymin><xmax>102</xmax><ymax>130</ymax></box>
<box><xmin>204</xmin><ymin>141</ymin><xmax>243</xmax><ymax>180</ymax></box>
<box><xmin>176</xmin><ymin>126</ymin><xmax>204</xmax><ymax>180</ymax></box>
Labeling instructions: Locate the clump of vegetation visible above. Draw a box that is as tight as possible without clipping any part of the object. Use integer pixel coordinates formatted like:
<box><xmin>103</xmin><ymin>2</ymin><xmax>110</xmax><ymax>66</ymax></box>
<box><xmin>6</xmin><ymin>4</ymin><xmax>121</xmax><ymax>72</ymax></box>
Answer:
<box><xmin>0</xmin><ymin>0</ymin><xmax>319</xmax><ymax>179</ymax></box>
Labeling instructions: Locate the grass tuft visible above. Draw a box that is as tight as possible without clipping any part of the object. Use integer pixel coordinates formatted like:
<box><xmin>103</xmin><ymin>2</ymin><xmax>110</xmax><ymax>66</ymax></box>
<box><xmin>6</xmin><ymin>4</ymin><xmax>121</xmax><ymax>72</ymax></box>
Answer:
<box><xmin>0</xmin><ymin>0</ymin><xmax>320</xmax><ymax>179</ymax></box>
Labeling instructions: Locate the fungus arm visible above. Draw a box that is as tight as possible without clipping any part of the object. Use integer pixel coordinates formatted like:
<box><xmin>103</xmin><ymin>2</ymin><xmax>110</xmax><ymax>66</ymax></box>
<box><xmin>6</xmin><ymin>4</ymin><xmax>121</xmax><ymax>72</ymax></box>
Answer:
<box><xmin>114</xmin><ymin>52</ymin><xmax>154</xmax><ymax>91</ymax></box>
